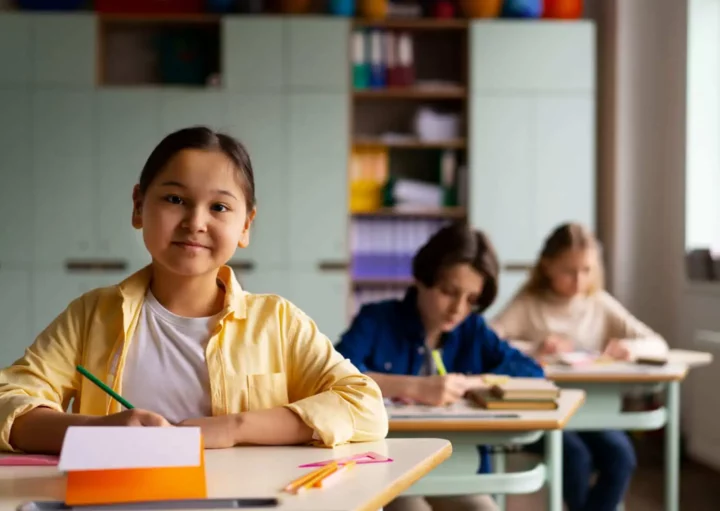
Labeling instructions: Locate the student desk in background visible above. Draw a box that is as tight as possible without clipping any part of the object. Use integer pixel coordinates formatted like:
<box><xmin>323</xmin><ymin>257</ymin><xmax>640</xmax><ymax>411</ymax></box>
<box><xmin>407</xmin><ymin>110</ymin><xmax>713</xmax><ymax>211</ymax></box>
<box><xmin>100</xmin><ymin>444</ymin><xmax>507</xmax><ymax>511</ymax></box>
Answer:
<box><xmin>0</xmin><ymin>439</ymin><xmax>451</xmax><ymax>511</ymax></box>
<box><xmin>386</xmin><ymin>389</ymin><xmax>586</xmax><ymax>511</ymax></box>
<box><xmin>531</xmin><ymin>349</ymin><xmax>712</xmax><ymax>511</ymax></box>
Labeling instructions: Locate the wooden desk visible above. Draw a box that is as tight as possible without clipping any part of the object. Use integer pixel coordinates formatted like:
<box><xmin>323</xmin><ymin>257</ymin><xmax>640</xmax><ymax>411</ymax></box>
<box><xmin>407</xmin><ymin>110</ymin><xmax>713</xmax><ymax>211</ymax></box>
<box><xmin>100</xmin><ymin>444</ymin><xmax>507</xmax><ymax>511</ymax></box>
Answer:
<box><xmin>537</xmin><ymin>350</ymin><xmax>713</xmax><ymax>511</ymax></box>
<box><xmin>387</xmin><ymin>389</ymin><xmax>586</xmax><ymax>511</ymax></box>
<box><xmin>0</xmin><ymin>439</ymin><xmax>451</xmax><ymax>511</ymax></box>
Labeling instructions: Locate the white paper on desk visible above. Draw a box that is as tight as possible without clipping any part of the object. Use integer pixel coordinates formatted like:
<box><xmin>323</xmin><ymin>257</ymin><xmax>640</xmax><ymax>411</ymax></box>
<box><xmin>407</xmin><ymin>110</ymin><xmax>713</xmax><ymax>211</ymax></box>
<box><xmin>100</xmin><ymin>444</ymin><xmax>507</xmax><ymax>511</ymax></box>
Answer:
<box><xmin>58</xmin><ymin>426</ymin><xmax>201</xmax><ymax>471</ymax></box>
<box><xmin>547</xmin><ymin>362</ymin><xmax>686</xmax><ymax>374</ymax></box>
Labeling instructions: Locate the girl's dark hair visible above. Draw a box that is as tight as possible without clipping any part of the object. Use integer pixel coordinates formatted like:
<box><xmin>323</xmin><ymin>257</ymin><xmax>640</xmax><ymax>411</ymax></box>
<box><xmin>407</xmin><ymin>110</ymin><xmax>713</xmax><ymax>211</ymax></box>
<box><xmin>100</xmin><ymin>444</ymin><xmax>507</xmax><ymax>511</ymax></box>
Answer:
<box><xmin>138</xmin><ymin>126</ymin><xmax>256</xmax><ymax>211</ymax></box>
<box><xmin>412</xmin><ymin>222</ymin><xmax>500</xmax><ymax>313</ymax></box>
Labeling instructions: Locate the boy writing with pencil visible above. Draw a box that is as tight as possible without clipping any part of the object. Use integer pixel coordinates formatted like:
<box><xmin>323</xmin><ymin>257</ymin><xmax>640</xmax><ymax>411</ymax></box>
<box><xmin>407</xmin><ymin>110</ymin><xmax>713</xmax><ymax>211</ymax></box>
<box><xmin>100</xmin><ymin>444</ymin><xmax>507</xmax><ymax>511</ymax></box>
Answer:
<box><xmin>335</xmin><ymin>223</ymin><xmax>543</xmax><ymax>511</ymax></box>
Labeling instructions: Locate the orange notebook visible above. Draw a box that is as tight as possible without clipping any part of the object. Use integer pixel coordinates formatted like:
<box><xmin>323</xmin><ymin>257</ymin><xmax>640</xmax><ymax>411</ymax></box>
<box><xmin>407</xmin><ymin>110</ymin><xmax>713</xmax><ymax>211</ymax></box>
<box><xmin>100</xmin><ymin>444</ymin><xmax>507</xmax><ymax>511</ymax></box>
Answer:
<box><xmin>59</xmin><ymin>426</ymin><xmax>207</xmax><ymax>506</ymax></box>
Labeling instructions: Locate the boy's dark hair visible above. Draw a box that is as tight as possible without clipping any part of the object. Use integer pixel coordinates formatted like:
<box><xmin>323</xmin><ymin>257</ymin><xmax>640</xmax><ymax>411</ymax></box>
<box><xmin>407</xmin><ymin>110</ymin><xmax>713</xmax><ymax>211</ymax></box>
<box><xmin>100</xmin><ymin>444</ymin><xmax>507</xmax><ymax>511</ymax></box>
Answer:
<box><xmin>412</xmin><ymin>222</ymin><xmax>500</xmax><ymax>313</ymax></box>
<box><xmin>138</xmin><ymin>126</ymin><xmax>256</xmax><ymax>212</ymax></box>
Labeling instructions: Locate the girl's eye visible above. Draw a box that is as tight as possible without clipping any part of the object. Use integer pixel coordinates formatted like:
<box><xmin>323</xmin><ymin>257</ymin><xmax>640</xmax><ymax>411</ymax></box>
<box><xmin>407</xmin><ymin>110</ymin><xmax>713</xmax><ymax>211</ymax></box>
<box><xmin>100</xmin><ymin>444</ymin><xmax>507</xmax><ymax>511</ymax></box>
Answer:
<box><xmin>211</xmin><ymin>203</ymin><xmax>229</xmax><ymax>212</ymax></box>
<box><xmin>165</xmin><ymin>195</ymin><xmax>183</xmax><ymax>205</ymax></box>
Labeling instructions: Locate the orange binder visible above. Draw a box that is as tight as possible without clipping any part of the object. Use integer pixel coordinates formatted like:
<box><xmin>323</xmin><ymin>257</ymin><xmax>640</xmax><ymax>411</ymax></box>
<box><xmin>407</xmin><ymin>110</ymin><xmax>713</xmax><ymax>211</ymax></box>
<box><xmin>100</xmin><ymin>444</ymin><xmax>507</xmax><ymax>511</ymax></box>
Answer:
<box><xmin>59</xmin><ymin>426</ymin><xmax>207</xmax><ymax>506</ymax></box>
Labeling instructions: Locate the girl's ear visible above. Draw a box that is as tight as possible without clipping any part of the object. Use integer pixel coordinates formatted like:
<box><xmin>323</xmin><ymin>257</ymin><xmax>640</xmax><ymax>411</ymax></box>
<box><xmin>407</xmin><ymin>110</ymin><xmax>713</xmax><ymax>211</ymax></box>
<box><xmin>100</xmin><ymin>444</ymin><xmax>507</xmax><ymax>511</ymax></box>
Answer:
<box><xmin>237</xmin><ymin>207</ymin><xmax>257</xmax><ymax>248</ymax></box>
<box><xmin>131</xmin><ymin>184</ymin><xmax>143</xmax><ymax>230</ymax></box>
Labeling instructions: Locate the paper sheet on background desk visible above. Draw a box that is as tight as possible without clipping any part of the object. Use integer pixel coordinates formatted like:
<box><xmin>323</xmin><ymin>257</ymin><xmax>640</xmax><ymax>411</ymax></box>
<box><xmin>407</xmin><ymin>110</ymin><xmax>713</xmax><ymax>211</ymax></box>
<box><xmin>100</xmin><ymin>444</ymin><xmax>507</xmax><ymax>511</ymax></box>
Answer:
<box><xmin>545</xmin><ymin>361</ymin><xmax>686</xmax><ymax>375</ymax></box>
<box><xmin>385</xmin><ymin>399</ymin><xmax>488</xmax><ymax>418</ymax></box>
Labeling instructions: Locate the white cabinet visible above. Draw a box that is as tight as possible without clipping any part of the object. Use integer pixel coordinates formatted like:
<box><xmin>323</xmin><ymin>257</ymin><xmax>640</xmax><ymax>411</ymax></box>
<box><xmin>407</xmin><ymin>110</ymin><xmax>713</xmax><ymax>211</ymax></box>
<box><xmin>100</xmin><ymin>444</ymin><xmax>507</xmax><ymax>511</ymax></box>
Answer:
<box><xmin>0</xmin><ymin>14</ymin><xmax>32</xmax><ymax>86</ymax></box>
<box><xmin>0</xmin><ymin>269</ymin><xmax>32</xmax><ymax>367</ymax></box>
<box><xmin>287</xmin><ymin>93</ymin><xmax>348</xmax><ymax>270</ymax></box>
<box><xmin>32</xmin><ymin>14</ymin><xmax>95</xmax><ymax>87</ymax></box>
<box><xmin>222</xmin><ymin>18</ymin><xmax>285</xmax><ymax>92</ymax></box>
<box><xmin>96</xmin><ymin>90</ymin><xmax>160</xmax><ymax>267</ymax></box>
<box><xmin>33</xmin><ymin>90</ymin><xmax>95</xmax><ymax>267</ymax></box>
<box><xmin>469</xmin><ymin>22</ymin><xmax>596</xmax><ymax>276</ymax></box>
<box><xmin>0</xmin><ymin>90</ymin><xmax>33</xmax><ymax>267</ymax></box>
<box><xmin>225</xmin><ymin>94</ymin><xmax>288</xmax><ymax>268</ymax></box>
<box><xmin>31</xmin><ymin>270</ymin><xmax>129</xmax><ymax>339</ymax></box>
<box><xmin>160</xmin><ymin>91</ymin><xmax>228</xmax><ymax>134</ymax></box>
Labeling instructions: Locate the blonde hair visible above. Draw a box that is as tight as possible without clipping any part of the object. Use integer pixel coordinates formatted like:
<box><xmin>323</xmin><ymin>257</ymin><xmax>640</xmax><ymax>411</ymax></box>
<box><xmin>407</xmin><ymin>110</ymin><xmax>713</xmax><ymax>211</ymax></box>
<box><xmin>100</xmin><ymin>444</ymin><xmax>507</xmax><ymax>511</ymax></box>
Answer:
<box><xmin>522</xmin><ymin>223</ymin><xmax>604</xmax><ymax>295</ymax></box>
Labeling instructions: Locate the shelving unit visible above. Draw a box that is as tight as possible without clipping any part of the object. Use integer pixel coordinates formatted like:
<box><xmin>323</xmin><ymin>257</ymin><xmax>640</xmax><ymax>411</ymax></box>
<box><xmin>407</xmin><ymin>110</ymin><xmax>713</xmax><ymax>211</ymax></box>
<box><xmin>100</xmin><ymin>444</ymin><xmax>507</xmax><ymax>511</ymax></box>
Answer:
<box><xmin>347</xmin><ymin>19</ymin><xmax>469</xmax><ymax>314</ymax></box>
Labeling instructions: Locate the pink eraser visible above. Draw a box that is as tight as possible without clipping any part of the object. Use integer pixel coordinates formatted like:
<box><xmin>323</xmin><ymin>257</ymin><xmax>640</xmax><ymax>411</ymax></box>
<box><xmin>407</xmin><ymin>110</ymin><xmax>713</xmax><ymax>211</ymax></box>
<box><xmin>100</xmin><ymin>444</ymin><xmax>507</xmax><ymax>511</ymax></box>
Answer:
<box><xmin>0</xmin><ymin>454</ymin><xmax>59</xmax><ymax>466</ymax></box>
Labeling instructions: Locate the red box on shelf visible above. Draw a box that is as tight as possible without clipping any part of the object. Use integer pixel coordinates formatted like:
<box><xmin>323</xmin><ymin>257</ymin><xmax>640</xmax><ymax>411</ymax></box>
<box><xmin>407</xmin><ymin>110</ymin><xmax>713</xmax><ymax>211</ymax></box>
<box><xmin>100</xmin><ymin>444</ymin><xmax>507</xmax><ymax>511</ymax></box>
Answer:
<box><xmin>95</xmin><ymin>0</ymin><xmax>204</xmax><ymax>14</ymax></box>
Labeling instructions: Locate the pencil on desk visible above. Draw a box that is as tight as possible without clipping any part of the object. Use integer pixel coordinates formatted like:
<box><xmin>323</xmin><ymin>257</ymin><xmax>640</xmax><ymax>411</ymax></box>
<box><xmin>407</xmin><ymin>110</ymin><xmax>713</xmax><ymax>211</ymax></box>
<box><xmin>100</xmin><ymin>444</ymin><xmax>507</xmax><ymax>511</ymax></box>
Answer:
<box><xmin>313</xmin><ymin>460</ymin><xmax>356</xmax><ymax>488</ymax></box>
<box><xmin>432</xmin><ymin>350</ymin><xmax>447</xmax><ymax>376</ymax></box>
<box><xmin>76</xmin><ymin>365</ymin><xmax>135</xmax><ymax>410</ymax></box>
<box><xmin>284</xmin><ymin>462</ymin><xmax>338</xmax><ymax>494</ymax></box>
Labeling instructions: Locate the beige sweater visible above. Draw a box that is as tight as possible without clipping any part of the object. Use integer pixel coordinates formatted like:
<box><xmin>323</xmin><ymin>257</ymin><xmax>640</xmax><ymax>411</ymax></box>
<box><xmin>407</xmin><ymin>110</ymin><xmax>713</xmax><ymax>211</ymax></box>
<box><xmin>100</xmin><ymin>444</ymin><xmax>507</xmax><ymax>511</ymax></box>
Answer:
<box><xmin>490</xmin><ymin>290</ymin><xmax>668</xmax><ymax>359</ymax></box>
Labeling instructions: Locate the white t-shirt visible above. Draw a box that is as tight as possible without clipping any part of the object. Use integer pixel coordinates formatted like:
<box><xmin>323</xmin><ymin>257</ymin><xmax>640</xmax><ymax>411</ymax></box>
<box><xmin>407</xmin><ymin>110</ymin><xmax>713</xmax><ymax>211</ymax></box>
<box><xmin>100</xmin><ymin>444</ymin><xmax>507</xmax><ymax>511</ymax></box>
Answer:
<box><xmin>121</xmin><ymin>290</ymin><xmax>215</xmax><ymax>424</ymax></box>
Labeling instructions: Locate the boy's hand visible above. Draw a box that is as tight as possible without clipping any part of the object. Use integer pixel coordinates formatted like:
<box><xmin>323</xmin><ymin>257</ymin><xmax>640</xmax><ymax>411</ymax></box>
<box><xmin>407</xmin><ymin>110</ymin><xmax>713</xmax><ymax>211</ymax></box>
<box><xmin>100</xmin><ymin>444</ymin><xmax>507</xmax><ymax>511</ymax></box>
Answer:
<box><xmin>413</xmin><ymin>374</ymin><xmax>469</xmax><ymax>407</ymax></box>
<box><xmin>538</xmin><ymin>334</ymin><xmax>574</xmax><ymax>355</ymax></box>
<box><xmin>91</xmin><ymin>409</ymin><xmax>171</xmax><ymax>427</ymax></box>
<box><xmin>178</xmin><ymin>416</ymin><xmax>239</xmax><ymax>449</ymax></box>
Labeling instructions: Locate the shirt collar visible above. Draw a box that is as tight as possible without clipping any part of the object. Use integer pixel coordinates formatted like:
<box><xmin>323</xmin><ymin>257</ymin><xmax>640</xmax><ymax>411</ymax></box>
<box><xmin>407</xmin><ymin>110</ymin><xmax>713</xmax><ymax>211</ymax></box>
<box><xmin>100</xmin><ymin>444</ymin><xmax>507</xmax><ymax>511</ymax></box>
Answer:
<box><xmin>116</xmin><ymin>264</ymin><xmax>248</xmax><ymax>321</ymax></box>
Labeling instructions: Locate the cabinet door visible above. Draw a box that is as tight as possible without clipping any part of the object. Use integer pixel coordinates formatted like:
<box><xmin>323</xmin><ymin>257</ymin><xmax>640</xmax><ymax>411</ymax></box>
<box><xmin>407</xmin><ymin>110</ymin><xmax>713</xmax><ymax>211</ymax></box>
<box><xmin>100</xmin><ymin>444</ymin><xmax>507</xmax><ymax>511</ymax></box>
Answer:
<box><xmin>32</xmin><ymin>14</ymin><xmax>95</xmax><ymax>87</ymax></box>
<box><xmin>470</xmin><ymin>95</ymin><xmax>536</xmax><ymax>263</ymax></box>
<box><xmin>0</xmin><ymin>90</ymin><xmax>33</xmax><ymax>267</ymax></box>
<box><xmin>96</xmin><ymin>91</ymin><xmax>160</xmax><ymax>267</ymax></box>
<box><xmin>287</xmin><ymin>18</ymin><xmax>349</xmax><ymax>92</ymax></box>
<box><xmin>239</xmin><ymin>269</ymin><xmax>294</xmax><ymax>298</ymax></box>
<box><xmin>287</xmin><ymin>93</ymin><xmax>348</xmax><ymax>269</ymax></box>
<box><xmin>471</xmin><ymin>21</ymin><xmax>595</xmax><ymax>93</ymax></box>
<box><xmin>222</xmin><ymin>18</ymin><xmax>285</xmax><ymax>92</ymax></box>
<box><xmin>225</xmin><ymin>94</ymin><xmax>287</xmax><ymax>268</ymax></box>
<box><xmin>32</xmin><ymin>271</ymin><xmax>127</xmax><ymax>338</ymax></box>
<box><xmin>0</xmin><ymin>269</ymin><xmax>32</xmax><ymax>367</ymax></box>
<box><xmin>159</xmin><ymin>91</ymin><xmax>228</xmax><ymax>135</ymax></box>
<box><xmin>0</xmin><ymin>14</ymin><xmax>32</xmax><ymax>86</ymax></box>
<box><xmin>484</xmin><ymin>269</ymin><xmax>528</xmax><ymax>321</ymax></box>
<box><xmin>534</xmin><ymin>95</ymin><xmax>596</xmax><ymax>238</ymax></box>
<box><xmin>33</xmin><ymin>91</ymin><xmax>95</xmax><ymax>267</ymax></box>
<box><xmin>287</xmin><ymin>272</ymin><xmax>348</xmax><ymax>345</ymax></box>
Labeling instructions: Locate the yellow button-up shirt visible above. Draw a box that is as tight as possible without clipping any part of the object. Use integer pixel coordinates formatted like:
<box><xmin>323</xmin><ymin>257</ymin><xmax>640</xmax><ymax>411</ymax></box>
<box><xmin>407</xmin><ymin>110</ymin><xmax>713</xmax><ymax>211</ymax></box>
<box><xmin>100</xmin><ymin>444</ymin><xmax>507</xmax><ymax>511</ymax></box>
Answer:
<box><xmin>0</xmin><ymin>266</ymin><xmax>388</xmax><ymax>451</ymax></box>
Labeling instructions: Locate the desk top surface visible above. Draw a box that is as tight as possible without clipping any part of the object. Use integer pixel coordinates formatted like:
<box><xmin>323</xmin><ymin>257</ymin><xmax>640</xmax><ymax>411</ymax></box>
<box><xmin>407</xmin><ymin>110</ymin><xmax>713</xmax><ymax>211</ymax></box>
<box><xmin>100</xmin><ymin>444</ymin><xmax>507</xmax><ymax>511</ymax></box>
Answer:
<box><xmin>388</xmin><ymin>389</ymin><xmax>585</xmax><ymax>432</ymax></box>
<box><xmin>0</xmin><ymin>439</ymin><xmax>451</xmax><ymax>511</ymax></box>
<box><xmin>545</xmin><ymin>362</ymin><xmax>689</xmax><ymax>382</ymax></box>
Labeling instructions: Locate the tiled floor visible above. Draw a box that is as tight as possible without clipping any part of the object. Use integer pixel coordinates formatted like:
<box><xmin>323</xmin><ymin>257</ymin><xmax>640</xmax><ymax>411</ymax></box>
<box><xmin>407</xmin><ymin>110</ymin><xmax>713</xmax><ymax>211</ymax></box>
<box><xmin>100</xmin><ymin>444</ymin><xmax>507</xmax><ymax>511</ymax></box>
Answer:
<box><xmin>505</xmin><ymin>437</ymin><xmax>720</xmax><ymax>510</ymax></box>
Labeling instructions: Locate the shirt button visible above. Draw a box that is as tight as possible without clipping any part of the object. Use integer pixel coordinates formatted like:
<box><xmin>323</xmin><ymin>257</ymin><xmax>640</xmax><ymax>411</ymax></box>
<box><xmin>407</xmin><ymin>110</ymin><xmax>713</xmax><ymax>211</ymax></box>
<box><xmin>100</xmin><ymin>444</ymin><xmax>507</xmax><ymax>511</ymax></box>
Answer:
<box><xmin>418</xmin><ymin>347</ymin><xmax>426</xmax><ymax>355</ymax></box>
<box><xmin>384</xmin><ymin>362</ymin><xmax>392</xmax><ymax>370</ymax></box>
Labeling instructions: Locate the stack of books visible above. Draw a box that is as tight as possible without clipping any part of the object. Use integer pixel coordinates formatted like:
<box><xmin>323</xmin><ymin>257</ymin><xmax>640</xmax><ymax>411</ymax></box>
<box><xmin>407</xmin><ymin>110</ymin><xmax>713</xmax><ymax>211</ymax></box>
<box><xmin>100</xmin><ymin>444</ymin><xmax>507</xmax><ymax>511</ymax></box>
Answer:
<box><xmin>466</xmin><ymin>377</ymin><xmax>560</xmax><ymax>411</ymax></box>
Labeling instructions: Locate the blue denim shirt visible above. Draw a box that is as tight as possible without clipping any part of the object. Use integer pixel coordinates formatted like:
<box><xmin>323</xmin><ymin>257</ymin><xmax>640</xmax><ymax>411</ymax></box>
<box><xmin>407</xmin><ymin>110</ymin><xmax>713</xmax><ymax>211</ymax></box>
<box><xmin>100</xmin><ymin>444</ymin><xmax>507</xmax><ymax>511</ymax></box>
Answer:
<box><xmin>335</xmin><ymin>287</ymin><xmax>544</xmax><ymax>473</ymax></box>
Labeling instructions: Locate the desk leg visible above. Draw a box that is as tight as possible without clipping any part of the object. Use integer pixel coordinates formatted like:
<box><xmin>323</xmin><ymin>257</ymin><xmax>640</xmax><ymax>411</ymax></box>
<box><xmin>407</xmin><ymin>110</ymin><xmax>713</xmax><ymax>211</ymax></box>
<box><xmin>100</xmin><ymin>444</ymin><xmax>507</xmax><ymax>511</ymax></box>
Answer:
<box><xmin>665</xmin><ymin>381</ymin><xmax>680</xmax><ymax>511</ymax></box>
<box><xmin>546</xmin><ymin>430</ymin><xmax>562</xmax><ymax>511</ymax></box>
<box><xmin>492</xmin><ymin>450</ymin><xmax>507</xmax><ymax>511</ymax></box>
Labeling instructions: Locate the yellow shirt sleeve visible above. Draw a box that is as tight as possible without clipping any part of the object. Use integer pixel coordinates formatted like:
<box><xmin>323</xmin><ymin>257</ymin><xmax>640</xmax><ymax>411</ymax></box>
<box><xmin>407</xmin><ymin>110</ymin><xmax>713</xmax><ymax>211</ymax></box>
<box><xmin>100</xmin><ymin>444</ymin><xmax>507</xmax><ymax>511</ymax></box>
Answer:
<box><xmin>282</xmin><ymin>304</ymin><xmax>388</xmax><ymax>447</ymax></box>
<box><xmin>0</xmin><ymin>296</ymin><xmax>84</xmax><ymax>452</ymax></box>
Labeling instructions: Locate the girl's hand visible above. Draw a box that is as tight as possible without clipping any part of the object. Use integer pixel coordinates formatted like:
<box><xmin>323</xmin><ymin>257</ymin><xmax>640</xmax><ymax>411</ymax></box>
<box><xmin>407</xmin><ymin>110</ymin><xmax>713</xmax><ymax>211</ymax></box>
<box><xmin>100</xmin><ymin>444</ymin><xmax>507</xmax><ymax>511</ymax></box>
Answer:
<box><xmin>538</xmin><ymin>334</ymin><xmax>574</xmax><ymax>355</ymax></box>
<box><xmin>603</xmin><ymin>339</ymin><xmax>631</xmax><ymax>361</ymax></box>
<box><xmin>178</xmin><ymin>416</ymin><xmax>239</xmax><ymax>449</ymax></box>
<box><xmin>91</xmin><ymin>409</ymin><xmax>171</xmax><ymax>427</ymax></box>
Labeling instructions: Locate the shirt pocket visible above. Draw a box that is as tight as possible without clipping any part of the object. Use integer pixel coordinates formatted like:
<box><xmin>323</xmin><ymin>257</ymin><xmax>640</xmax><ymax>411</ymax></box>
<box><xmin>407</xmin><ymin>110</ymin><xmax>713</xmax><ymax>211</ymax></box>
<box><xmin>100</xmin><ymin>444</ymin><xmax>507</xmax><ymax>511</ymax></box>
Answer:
<box><xmin>246</xmin><ymin>373</ymin><xmax>290</xmax><ymax>411</ymax></box>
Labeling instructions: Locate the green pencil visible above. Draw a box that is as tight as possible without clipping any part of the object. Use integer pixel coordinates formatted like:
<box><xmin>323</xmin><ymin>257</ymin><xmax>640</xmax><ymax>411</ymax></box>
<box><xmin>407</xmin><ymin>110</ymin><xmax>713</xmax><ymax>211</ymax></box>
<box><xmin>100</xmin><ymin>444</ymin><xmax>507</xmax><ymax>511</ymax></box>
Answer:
<box><xmin>76</xmin><ymin>364</ymin><xmax>135</xmax><ymax>410</ymax></box>
<box><xmin>431</xmin><ymin>350</ymin><xmax>448</xmax><ymax>376</ymax></box>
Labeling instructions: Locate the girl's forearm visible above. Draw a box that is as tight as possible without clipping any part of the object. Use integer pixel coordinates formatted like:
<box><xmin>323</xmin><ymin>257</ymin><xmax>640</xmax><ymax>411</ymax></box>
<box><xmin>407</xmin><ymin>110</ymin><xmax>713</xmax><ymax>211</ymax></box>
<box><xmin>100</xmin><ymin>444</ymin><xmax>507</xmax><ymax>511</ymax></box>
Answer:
<box><xmin>10</xmin><ymin>407</ymin><xmax>96</xmax><ymax>454</ymax></box>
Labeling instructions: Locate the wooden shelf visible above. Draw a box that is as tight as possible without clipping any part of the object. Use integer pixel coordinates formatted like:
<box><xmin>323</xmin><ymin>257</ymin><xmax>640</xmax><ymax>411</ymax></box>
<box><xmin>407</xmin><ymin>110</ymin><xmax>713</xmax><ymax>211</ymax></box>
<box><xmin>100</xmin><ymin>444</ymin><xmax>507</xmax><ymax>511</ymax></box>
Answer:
<box><xmin>98</xmin><ymin>13</ymin><xmax>221</xmax><ymax>24</ymax></box>
<box><xmin>352</xmin><ymin>207</ymin><xmax>467</xmax><ymax>219</ymax></box>
<box><xmin>352</xmin><ymin>18</ymin><xmax>469</xmax><ymax>30</ymax></box>
<box><xmin>354</xmin><ymin>87</ymin><xmax>466</xmax><ymax>99</ymax></box>
<box><xmin>354</xmin><ymin>138</ymin><xmax>466</xmax><ymax>149</ymax></box>
<box><xmin>352</xmin><ymin>278</ymin><xmax>415</xmax><ymax>288</ymax></box>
